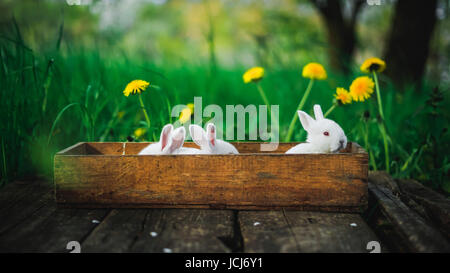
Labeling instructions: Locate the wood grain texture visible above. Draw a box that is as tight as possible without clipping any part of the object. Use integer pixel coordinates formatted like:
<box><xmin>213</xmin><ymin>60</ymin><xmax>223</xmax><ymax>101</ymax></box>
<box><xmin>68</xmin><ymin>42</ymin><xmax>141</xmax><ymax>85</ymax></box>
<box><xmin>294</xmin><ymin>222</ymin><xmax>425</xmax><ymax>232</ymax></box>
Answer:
<box><xmin>1</xmin><ymin>179</ymin><xmax>377</xmax><ymax>253</ymax></box>
<box><xmin>128</xmin><ymin>209</ymin><xmax>236</xmax><ymax>253</ymax></box>
<box><xmin>0</xmin><ymin>206</ymin><xmax>109</xmax><ymax>253</ymax></box>
<box><xmin>0</xmin><ymin>180</ymin><xmax>53</xmax><ymax>234</ymax></box>
<box><xmin>239</xmin><ymin>210</ymin><xmax>380</xmax><ymax>253</ymax></box>
<box><xmin>0</xmin><ymin>180</ymin><xmax>47</xmax><ymax>212</ymax></box>
<box><xmin>81</xmin><ymin>209</ymin><xmax>150</xmax><ymax>253</ymax></box>
<box><xmin>368</xmin><ymin>180</ymin><xmax>450</xmax><ymax>252</ymax></box>
<box><xmin>54</xmin><ymin>142</ymin><xmax>368</xmax><ymax>212</ymax></box>
<box><xmin>82</xmin><ymin>209</ymin><xmax>233</xmax><ymax>253</ymax></box>
<box><xmin>0</xmin><ymin>180</ymin><xmax>109</xmax><ymax>253</ymax></box>
<box><xmin>396</xmin><ymin>178</ymin><xmax>450</xmax><ymax>239</ymax></box>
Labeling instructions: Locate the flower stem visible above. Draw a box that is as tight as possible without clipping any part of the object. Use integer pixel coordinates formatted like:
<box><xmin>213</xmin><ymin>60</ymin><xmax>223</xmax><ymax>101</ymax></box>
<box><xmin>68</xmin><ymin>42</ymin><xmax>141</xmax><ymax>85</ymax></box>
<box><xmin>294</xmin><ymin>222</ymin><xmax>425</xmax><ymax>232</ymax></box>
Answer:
<box><xmin>373</xmin><ymin>72</ymin><xmax>389</xmax><ymax>172</ymax></box>
<box><xmin>139</xmin><ymin>93</ymin><xmax>151</xmax><ymax>129</ymax></box>
<box><xmin>284</xmin><ymin>79</ymin><xmax>314</xmax><ymax>142</ymax></box>
<box><xmin>256</xmin><ymin>83</ymin><xmax>271</xmax><ymax>116</ymax></box>
<box><xmin>363</xmin><ymin>120</ymin><xmax>377</xmax><ymax>171</ymax></box>
<box><xmin>379</xmin><ymin>122</ymin><xmax>390</xmax><ymax>172</ymax></box>
<box><xmin>373</xmin><ymin>72</ymin><xmax>385</xmax><ymax>121</ymax></box>
<box><xmin>323</xmin><ymin>103</ymin><xmax>337</xmax><ymax>118</ymax></box>
<box><xmin>256</xmin><ymin>83</ymin><xmax>279</xmax><ymax>138</ymax></box>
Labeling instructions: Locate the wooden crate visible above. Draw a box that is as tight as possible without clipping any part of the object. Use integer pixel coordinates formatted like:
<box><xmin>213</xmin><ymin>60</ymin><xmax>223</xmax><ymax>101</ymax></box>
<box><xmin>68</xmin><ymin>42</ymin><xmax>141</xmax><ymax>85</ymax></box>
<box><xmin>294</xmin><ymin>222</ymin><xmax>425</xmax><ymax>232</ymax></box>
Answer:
<box><xmin>54</xmin><ymin>142</ymin><xmax>368</xmax><ymax>212</ymax></box>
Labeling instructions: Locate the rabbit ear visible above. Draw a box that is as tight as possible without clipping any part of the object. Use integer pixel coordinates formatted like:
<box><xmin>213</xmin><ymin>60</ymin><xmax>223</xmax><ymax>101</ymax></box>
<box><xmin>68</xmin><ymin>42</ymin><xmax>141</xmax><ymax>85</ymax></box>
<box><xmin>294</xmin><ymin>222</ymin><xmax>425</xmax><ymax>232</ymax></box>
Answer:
<box><xmin>206</xmin><ymin>123</ymin><xmax>216</xmax><ymax>147</ymax></box>
<box><xmin>313</xmin><ymin>104</ymin><xmax>324</xmax><ymax>120</ymax></box>
<box><xmin>297</xmin><ymin>110</ymin><xmax>315</xmax><ymax>132</ymax></box>
<box><xmin>189</xmin><ymin>124</ymin><xmax>208</xmax><ymax>147</ymax></box>
<box><xmin>160</xmin><ymin>124</ymin><xmax>173</xmax><ymax>151</ymax></box>
<box><xmin>168</xmin><ymin>127</ymin><xmax>185</xmax><ymax>153</ymax></box>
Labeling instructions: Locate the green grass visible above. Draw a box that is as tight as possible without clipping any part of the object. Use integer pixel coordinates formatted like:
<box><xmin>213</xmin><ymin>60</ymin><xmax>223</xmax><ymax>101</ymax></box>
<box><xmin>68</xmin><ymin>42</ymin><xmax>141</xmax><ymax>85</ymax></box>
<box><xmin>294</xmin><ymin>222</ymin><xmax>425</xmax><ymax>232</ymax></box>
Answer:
<box><xmin>0</xmin><ymin>29</ymin><xmax>449</xmax><ymax>194</ymax></box>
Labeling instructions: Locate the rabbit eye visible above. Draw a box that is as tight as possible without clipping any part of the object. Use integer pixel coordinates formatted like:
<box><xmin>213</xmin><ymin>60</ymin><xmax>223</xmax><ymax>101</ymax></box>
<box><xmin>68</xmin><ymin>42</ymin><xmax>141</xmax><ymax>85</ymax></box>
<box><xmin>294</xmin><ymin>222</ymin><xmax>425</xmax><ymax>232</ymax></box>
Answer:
<box><xmin>323</xmin><ymin>131</ymin><xmax>329</xmax><ymax>136</ymax></box>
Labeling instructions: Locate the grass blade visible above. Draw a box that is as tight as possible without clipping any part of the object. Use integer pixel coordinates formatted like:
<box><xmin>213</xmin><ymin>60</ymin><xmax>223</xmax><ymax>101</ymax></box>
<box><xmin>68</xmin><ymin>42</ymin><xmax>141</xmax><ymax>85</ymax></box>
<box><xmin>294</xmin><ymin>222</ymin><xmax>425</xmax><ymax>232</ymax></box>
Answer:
<box><xmin>47</xmin><ymin>102</ymin><xmax>94</xmax><ymax>145</ymax></box>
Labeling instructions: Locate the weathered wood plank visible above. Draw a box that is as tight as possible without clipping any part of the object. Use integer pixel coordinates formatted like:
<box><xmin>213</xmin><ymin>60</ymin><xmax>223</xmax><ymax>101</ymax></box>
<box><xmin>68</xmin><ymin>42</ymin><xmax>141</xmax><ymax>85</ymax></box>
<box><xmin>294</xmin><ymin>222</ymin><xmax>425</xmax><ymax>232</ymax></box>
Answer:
<box><xmin>368</xmin><ymin>172</ymin><xmax>433</xmax><ymax>228</ymax></box>
<box><xmin>368</xmin><ymin>182</ymin><xmax>450</xmax><ymax>252</ymax></box>
<box><xmin>0</xmin><ymin>180</ymin><xmax>110</xmax><ymax>253</ymax></box>
<box><xmin>368</xmin><ymin>171</ymin><xmax>400</xmax><ymax>195</ymax></box>
<box><xmin>284</xmin><ymin>211</ymin><xmax>380</xmax><ymax>253</ymax></box>
<box><xmin>396</xmin><ymin>178</ymin><xmax>450</xmax><ymax>239</ymax></box>
<box><xmin>54</xmin><ymin>142</ymin><xmax>368</xmax><ymax>212</ymax></box>
<box><xmin>0</xmin><ymin>206</ymin><xmax>109</xmax><ymax>253</ymax></box>
<box><xmin>82</xmin><ymin>209</ymin><xmax>235</xmax><ymax>253</ymax></box>
<box><xmin>0</xmin><ymin>181</ymin><xmax>53</xmax><ymax>234</ymax></box>
<box><xmin>0</xmin><ymin>180</ymin><xmax>34</xmax><ymax>206</ymax></box>
<box><xmin>130</xmin><ymin>209</ymin><xmax>235</xmax><ymax>253</ymax></box>
<box><xmin>239</xmin><ymin>210</ymin><xmax>379</xmax><ymax>253</ymax></box>
<box><xmin>81</xmin><ymin>209</ymin><xmax>148</xmax><ymax>253</ymax></box>
<box><xmin>0</xmin><ymin>200</ymin><xmax>57</xmax><ymax>253</ymax></box>
<box><xmin>32</xmin><ymin>208</ymin><xmax>109</xmax><ymax>253</ymax></box>
<box><xmin>239</xmin><ymin>211</ymin><xmax>298</xmax><ymax>252</ymax></box>
<box><xmin>0</xmin><ymin>180</ymin><xmax>50</xmax><ymax>213</ymax></box>
<box><xmin>0</xmin><ymin>178</ymin><xmax>377</xmax><ymax>253</ymax></box>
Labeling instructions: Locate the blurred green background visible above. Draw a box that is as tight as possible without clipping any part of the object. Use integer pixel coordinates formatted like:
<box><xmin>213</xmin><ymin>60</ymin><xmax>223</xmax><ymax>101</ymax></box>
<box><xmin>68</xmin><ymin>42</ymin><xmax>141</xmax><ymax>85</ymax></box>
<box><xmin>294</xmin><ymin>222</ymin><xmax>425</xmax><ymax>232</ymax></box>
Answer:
<box><xmin>0</xmin><ymin>0</ymin><xmax>449</xmax><ymax>193</ymax></box>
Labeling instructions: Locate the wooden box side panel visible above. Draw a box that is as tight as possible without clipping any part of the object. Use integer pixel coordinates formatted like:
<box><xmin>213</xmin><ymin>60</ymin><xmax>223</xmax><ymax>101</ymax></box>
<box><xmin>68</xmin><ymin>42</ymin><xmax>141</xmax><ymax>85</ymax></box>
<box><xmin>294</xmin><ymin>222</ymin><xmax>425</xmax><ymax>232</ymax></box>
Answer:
<box><xmin>54</xmin><ymin>153</ymin><xmax>368</xmax><ymax>211</ymax></box>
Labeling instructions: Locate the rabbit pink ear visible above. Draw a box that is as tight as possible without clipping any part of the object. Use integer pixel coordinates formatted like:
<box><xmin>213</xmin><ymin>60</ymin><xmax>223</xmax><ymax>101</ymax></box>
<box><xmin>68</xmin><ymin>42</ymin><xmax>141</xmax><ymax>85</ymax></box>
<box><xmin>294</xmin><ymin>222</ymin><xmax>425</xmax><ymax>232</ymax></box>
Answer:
<box><xmin>189</xmin><ymin>124</ymin><xmax>208</xmax><ymax>147</ymax></box>
<box><xmin>313</xmin><ymin>105</ymin><xmax>324</xmax><ymax>120</ymax></box>
<box><xmin>168</xmin><ymin>127</ymin><xmax>185</xmax><ymax>153</ymax></box>
<box><xmin>297</xmin><ymin>111</ymin><xmax>315</xmax><ymax>132</ymax></box>
<box><xmin>160</xmin><ymin>124</ymin><xmax>173</xmax><ymax>151</ymax></box>
<box><xmin>207</xmin><ymin>123</ymin><xmax>216</xmax><ymax>147</ymax></box>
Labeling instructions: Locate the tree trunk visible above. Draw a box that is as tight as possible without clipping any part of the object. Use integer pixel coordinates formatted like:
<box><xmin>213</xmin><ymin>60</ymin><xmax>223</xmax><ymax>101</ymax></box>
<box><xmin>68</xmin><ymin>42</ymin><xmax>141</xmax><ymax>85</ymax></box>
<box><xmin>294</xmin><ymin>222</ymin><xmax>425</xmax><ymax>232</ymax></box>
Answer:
<box><xmin>309</xmin><ymin>0</ymin><xmax>364</xmax><ymax>74</ymax></box>
<box><xmin>383</xmin><ymin>0</ymin><xmax>438</xmax><ymax>89</ymax></box>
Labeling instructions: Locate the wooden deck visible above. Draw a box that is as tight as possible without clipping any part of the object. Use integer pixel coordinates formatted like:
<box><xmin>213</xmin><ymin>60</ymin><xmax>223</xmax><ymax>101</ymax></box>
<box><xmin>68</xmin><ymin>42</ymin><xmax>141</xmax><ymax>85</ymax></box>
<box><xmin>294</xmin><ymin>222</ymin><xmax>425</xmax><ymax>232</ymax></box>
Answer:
<box><xmin>1</xmin><ymin>172</ymin><xmax>449</xmax><ymax>253</ymax></box>
<box><xmin>0</xmin><ymin>179</ymin><xmax>380</xmax><ymax>253</ymax></box>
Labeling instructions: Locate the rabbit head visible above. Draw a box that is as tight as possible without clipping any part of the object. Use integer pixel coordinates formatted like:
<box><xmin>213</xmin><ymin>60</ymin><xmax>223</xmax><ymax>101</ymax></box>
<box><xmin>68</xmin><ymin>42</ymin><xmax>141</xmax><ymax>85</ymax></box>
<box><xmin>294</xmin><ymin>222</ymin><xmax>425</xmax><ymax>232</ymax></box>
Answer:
<box><xmin>297</xmin><ymin>105</ymin><xmax>347</xmax><ymax>153</ymax></box>
<box><xmin>189</xmin><ymin>123</ymin><xmax>239</xmax><ymax>154</ymax></box>
<box><xmin>138</xmin><ymin>124</ymin><xmax>185</xmax><ymax>155</ymax></box>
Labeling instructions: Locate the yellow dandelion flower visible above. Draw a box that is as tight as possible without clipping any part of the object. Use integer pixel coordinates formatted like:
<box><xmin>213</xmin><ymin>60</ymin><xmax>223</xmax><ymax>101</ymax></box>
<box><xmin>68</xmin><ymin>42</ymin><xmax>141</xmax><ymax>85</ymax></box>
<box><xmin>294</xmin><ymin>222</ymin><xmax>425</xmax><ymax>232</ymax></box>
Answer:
<box><xmin>123</xmin><ymin>80</ymin><xmax>150</xmax><ymax>97</ymax></box>
<box><xmin>361</xmin><ymin>57</ymin><xmax>386</xmax><ymax>73</ymax></box>
<box><xmin>187</xmin><ymin>103</ymin><xmax>194</xmax><ymax>113</ymax></box>
<box><xmin>334</xmin><ymin>87</ymin><xmax>352</xmax><ymax>105</ymax></box>
<box><xmin>302</xmin><ymin>62</ymin><xmax>327</xmax><ymax>80</ymax></box>
<box><xmin>243</xmin><ymin>67</ymin><xmax>264</xmax><ymax>83</ymax></box>
<box><xmin>349</xmin><ymin>76</ymin><xmax>374</xmax><ymax>102</ymax></box>
<box><xmin>179</xmin><ymin>107</ymin><xmax>193</xmax><ymax>124</ymax></box>
<box><xmin>134</xmin><ymin>128</ymin><xmax>146</xmax><ymax>139</ymax></box>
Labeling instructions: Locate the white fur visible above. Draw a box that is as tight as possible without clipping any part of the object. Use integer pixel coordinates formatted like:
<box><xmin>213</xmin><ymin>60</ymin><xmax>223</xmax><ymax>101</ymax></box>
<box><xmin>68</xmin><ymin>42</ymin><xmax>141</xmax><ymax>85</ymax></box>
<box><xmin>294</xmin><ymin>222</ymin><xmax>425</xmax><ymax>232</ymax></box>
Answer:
<box><xmin>138</xmin><ymin>125</ymin><xmax>204</xmax><ymax>155</ymax></box>
<box><xmin>138</xmin><ymin>124</ymin><xmax>178</xmax><ymax>155</ymax></box>
<box><xmin>189</xmin><ymin>123</ymin><xmax>239</xmax><ymax>154</ymax></box>
<box><xmin>285</xmin><ymin>104</ymin><xmax>347</xmax><ymax>154</ymax></box>
<box><xmin>168</xmin><ymin>127</ymin><xmax>207</xmax><ymax>154</ymax></box>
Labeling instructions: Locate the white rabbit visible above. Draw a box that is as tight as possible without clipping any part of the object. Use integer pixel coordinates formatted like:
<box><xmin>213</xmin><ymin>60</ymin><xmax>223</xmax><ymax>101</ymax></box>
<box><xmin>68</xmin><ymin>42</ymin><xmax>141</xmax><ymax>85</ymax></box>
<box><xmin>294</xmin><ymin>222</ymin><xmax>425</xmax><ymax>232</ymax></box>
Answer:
<box><xmin>138</xmin><ymin>124</ymin><xmax>206</xmax><ymax>155</ymax></box>
<box><xmin>285</xmin><ymin>104</ymin><xmax>347</xmax><ymax>154</ymax></box>
<box><xmin>189</xmin><ymin>123</ymin><xmax>239</xmax><ymax>154</ymax></box>
<box><xmin>171</xmin><ymin>127</ymin><xmax>209</xmax><ymax>154</ymax></box>
<box><xmin>138</xmin><ymin>124</ymin><xmax>185</xmax><ymax>155</ymax></box>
